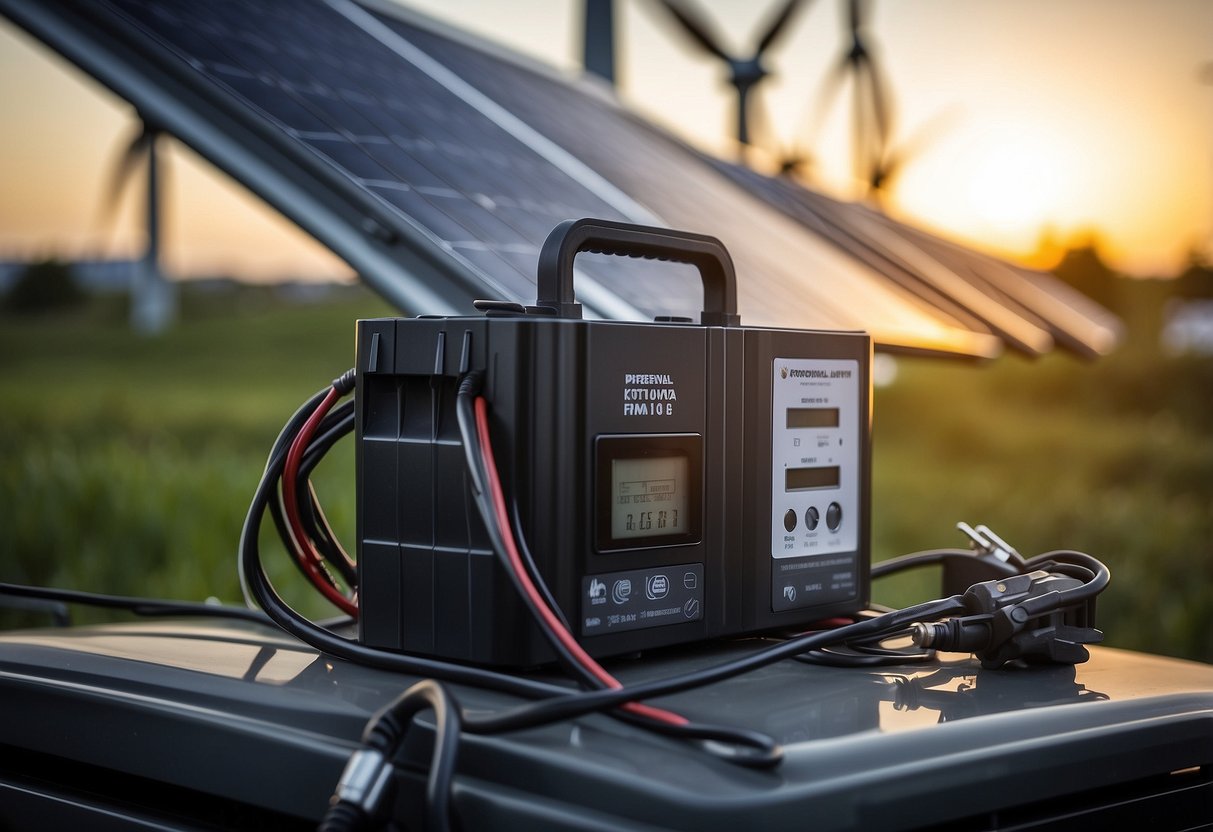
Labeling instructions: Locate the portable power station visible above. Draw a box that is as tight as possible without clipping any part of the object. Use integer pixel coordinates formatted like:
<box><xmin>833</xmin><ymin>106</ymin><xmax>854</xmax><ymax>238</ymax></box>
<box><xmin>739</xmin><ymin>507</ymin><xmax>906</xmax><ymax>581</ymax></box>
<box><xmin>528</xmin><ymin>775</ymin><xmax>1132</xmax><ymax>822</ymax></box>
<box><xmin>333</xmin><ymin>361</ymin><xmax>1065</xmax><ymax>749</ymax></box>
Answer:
<box><xmin>356</xmin><ymin>219</ymin><xmax>871</xmax><ymax>665</ymax></box>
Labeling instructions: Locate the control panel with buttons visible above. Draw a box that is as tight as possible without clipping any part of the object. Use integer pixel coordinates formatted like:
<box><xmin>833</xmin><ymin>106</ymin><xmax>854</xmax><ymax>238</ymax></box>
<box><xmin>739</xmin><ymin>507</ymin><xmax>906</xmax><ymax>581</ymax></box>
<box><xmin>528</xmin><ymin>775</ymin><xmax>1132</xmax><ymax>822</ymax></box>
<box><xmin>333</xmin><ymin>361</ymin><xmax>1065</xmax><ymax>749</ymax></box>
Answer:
<box><xmin>769</xmin><ymin>357</ymin><xmax>863</xmax><ymax>612</ymax></box>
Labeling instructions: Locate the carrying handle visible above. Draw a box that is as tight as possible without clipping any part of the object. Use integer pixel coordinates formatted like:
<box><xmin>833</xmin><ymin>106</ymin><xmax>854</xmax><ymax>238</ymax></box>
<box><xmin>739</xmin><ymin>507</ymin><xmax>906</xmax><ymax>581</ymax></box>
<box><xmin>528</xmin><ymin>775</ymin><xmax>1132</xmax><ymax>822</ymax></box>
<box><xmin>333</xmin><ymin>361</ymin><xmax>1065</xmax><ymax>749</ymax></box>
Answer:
<box><xmin>535</xmin><ymin>218</ymin><xmax>741</xmax><ymax>326</ymax></box>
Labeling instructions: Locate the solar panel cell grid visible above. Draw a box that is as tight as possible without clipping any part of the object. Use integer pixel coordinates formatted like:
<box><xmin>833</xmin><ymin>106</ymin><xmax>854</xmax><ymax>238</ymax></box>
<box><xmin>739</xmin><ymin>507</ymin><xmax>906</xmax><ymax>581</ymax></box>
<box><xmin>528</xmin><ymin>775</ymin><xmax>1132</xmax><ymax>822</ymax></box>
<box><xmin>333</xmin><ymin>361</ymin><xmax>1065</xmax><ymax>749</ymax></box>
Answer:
<box><xmin>109</xmin><ymin>0</ymin><xmax>662</xmax><ymax>313</ymax></box>
<box><xmin>378</xmin><ymin>10</ymin><xmax>990</xmax><ymax>338</ymax></box>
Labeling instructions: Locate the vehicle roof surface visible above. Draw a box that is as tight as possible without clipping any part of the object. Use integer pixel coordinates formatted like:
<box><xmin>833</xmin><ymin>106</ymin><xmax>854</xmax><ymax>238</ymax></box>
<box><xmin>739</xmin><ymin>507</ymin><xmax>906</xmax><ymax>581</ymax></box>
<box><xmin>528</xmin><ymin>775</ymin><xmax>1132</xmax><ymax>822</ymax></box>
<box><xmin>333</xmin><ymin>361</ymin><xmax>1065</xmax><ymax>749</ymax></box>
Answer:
<box><xmin>2</xmin><ymin>618</ymin><xmax>1209</xmax><ymax>829</ymax></box>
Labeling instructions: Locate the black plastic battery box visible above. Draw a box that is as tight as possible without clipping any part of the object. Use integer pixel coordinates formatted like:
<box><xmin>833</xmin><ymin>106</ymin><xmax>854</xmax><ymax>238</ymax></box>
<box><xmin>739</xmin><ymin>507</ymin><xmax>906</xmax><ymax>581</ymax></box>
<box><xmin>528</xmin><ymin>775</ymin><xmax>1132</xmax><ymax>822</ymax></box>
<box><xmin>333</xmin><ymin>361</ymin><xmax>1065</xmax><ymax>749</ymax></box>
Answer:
<box><xmin>356</xmin><ymin>219</ymin><xmax>871</xmax><ymax>666</ymax></box>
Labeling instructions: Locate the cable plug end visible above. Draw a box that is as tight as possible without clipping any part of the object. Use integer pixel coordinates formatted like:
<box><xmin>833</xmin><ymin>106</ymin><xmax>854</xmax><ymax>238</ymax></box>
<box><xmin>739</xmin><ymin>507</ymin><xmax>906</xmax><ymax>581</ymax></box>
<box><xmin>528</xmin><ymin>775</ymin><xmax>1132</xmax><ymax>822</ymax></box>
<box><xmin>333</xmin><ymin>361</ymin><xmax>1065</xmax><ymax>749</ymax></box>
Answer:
<box><xmin>910</xmin><ymin>617</ymin><xmax>994</xmax><ymax>653</ymax></box>
<box><xmin>333</xmin><ymin>748</ymin><xmax>393</xmax><ymax>815</ymax></box>
<box><xmin>332</xmin><ymin>368</ymin><xmax>357</xmax><ymax>396</ymax></box>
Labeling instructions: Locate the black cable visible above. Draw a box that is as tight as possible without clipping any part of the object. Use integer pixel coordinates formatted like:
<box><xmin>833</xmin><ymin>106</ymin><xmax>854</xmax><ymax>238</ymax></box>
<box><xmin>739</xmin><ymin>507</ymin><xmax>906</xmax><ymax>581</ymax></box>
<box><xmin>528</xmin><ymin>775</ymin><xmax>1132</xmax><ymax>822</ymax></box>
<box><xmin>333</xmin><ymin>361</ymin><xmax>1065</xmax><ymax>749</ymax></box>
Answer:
<box><xmin>258</xmin><ymin>388</ymin><xmax>332</xmax><ymax>592</ymax></box>
<box><xmin>239</xmin><ymin>394</ymin><xmax>575</xmax><ymax>701</ymax></box>
<box><xmin>454</xmin><ymin>380</ymin><xmax>783</xmax><ymax>764</ymax></box>
<box><xmin>245</xmin><ymin>375</ymin><xmax>786</xmax><ymax>765</ymax></box>
<box><xmin>1022</xmin><ymin>550</ymin><xmax>1109</xmax><ymax>609</ymax></box>
<box><xmin>249</xmin><ymin>374</ymin><xmax>1110</xmax><ymax>776</ymax></box>
<box><xmin>793</xmin><ymin>626</ymin><xmax>936</xmax><ymax>668</ymax></box>
<box><xmin>240</xmin><ymin>375</ymin><xmax>783</xmax><ymax>763</ymax></box>
<box><xmin>510</xmin><ymin>497</ymin><xmax>569</xmax><ymax>632</ymax></box>
<box><xmin>461</xmin><ymin>595</ymin><xmax>967</xmax><ymax>735</ymax></box>
<box><xmin>262</xmin><ymin>389</ymin><xmax>356</xmax><ymax>597</ymax></box>
<box><xmin>13</xmin><ymin>362</ymin><xmax>1115</xmax><ymax>822</ymax></box>
<box><xmin>296</xmin><ymin>402</ymin><xmax>357</xmax><ymax>586</ymax></box>
<box><xmin>377</xmin><ymin>681</ymin><xmax>460</xmax><ymax>832</ymax></box>
<box><xmin>871</xmin><ymin>546</ymin><xmax>1036</xmax><ymax>580</ymax></box>
<box><xmin>611</xmin><ymin>714</ymin><xmax>780</xmax><ymax>765</ymax></box>
<box><xmin>0</xmin><ymin>582</ymin><xmax>271</xmax><ymax>625</ymax></box>
<box><xmin>871</xmin><ymin>548</ymin><xmax>973</xmax><ymax>578</ymax></box>
<box><xmin>302</xmin><ymin>480</ymin><xmax>357</xmax><ymax>586</ymax></box>
<box><xmin>321</xmin><ymin>680</ymin><xmax>462</xmax><ymax>832</ymax></box>
<box><xmin>452</xmin><ymin>377</ymin><xmax>603</xmax><ymax>692</ymax></box>
<box><xmin>263</xmin><ymin>386</ymin><xmax>331</xmax><ymax>473</ymax></box>
<box><xmin>259</xmin><ymin>386</ymin><xmax>359</xmax><ymax>595</ymax></box>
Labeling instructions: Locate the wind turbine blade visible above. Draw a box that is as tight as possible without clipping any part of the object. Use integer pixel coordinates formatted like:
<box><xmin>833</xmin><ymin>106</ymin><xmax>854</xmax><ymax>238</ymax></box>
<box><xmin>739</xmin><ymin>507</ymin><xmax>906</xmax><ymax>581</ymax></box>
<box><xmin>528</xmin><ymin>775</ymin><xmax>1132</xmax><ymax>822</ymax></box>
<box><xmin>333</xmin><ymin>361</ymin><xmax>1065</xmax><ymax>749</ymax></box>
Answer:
<box><xmin>95</xmin><ymin>125</ymin><xmax>151</xmax><ymax>233</ymax></box>
<box><xmin>748</xmin><ymin>85</ymin><xmax>774</xmax><ymax>151</ymax></box>
<box><xmin>847</xmin><ymin>0</ymin><xmax>863</xmax><ymax>36</ymax></box>
<box><xmin>859</xmin><ymin>55</ymin><xmax>893</xmax><ymax>156</ymax></box>
<box><xmin>656</xmin><ymin>0</ymin><xmax>732</xmax><ymax>61</ymax></box>
<box><xmin>144</xmin><ymin>130</ymin><xmax>162</xmax><ymax>264</ymax></box>
<box><xmin>850</xmin><ymin>0</ymin><xmax>870</xmax><ymax>33</ymax></box>
<box><xmin>807</xmin><ymin>57</ymin><xmax>849</xmax><ymax>138</ymax></box>
<box><xmin>895</xmin><ymin>106</ymin><xmax>963</xmax><ymax>167</ymax></box>
<box><xmin>755</xmin><ymin>0</ymin><xmax>809</xmax><ymax>56</ymax></box>
<box><xmin>874</xmin><ymin>107</ymin><xmax>964</xmax><ymax>193</ymax></box>
<box><xmin>852</xmin><ymin>69</ymin><xmax>869</xmax><ymax>187</ymax></box>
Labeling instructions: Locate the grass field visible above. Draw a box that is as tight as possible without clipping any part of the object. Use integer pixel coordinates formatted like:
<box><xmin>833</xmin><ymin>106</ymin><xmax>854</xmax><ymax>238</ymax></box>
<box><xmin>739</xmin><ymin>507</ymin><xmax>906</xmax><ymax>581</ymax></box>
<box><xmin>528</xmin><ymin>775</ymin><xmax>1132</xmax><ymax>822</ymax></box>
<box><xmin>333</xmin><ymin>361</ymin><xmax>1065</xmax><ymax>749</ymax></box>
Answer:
<box><xmin>1</xmin><ymin>284</ymin><xmax>1210</xmax><ymax>661</ymax></box>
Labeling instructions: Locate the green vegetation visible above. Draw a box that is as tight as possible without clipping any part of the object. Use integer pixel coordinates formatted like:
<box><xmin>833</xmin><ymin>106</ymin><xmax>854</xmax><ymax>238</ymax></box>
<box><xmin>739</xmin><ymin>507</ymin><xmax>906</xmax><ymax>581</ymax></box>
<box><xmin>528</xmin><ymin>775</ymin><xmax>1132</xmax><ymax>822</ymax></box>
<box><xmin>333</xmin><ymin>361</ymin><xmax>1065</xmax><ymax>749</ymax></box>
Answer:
<box><xmin>1</xmin><ymin>282</ymin><xmax>1209</xmax><ymax>662</ymax></box>
<box><xmin>0</xmin><ymin>285</ymin><xmax>394</xmax><ymax>621</ymax></box>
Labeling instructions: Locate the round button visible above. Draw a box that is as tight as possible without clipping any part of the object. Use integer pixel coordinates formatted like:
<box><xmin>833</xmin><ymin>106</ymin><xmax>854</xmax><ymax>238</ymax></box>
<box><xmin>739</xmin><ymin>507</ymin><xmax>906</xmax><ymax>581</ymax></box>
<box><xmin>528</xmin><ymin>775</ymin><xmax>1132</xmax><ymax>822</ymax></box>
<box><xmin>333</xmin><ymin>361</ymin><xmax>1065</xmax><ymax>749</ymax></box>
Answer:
<box><xmin>783</xmin><ymin>509</ymin><xmax>797</xmax><ymax>532</ymax></box>
<box><xmin>826</xmin><ymin>502</ymin><xmax>843</xmax><ymax>532</ymax></box>
<box><xmin>804</xmin><ymin>505</ymin><xmax>820</xmax><ymax>531</ymax></box>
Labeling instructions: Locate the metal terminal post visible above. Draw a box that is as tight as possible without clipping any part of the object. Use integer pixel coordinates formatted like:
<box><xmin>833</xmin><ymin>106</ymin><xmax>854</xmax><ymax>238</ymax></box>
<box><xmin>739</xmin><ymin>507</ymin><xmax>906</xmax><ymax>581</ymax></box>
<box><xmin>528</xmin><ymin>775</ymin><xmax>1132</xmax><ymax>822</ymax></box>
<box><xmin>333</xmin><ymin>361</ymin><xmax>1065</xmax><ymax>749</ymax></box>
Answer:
<box><xmin>956</xmin><ymin>522</ymin><xmax>1019</xmax><ymax>563</ymax></box>
<box><xmin>909</xmin><ymin>622</ymin><xmax>934</xmax><ymax>648</ymax></box>
<box><xmin>975</xmin><ymin>525</ymin><xmax>1021</xmax><ymax>562</ymax></box>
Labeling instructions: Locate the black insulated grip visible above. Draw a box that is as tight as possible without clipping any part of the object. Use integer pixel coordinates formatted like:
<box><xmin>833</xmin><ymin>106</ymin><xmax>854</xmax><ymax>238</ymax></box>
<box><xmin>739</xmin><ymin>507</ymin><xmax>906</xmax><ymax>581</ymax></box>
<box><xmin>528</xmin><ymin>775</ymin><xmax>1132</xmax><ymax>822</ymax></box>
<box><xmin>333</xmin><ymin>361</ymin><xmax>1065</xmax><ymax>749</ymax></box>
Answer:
<box><xmin>536</xmin><ymin>217</ymin><xmax>741</xmax><ymax>326</ymax></box>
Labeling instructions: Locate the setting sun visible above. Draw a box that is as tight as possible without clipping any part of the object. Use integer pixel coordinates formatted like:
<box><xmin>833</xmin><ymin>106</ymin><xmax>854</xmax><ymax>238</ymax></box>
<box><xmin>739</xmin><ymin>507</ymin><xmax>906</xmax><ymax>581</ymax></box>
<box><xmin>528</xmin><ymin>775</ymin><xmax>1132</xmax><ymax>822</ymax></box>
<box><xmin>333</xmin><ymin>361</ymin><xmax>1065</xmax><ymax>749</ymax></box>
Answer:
<box><xmin>965</xmin><ymin>129</ymin><xmax>1064</xmax><ymax>242</ymax></box>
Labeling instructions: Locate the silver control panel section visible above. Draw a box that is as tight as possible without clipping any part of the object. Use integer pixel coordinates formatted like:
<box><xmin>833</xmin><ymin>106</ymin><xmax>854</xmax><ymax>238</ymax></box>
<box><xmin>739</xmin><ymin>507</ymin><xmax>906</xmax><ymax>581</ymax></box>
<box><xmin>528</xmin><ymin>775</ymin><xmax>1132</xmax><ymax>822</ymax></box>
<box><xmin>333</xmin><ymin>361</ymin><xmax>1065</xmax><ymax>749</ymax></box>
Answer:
<box><xmin>770</xmin><ymin>358</ymin><xmax>861</xmax><ymax>560</ymax></box>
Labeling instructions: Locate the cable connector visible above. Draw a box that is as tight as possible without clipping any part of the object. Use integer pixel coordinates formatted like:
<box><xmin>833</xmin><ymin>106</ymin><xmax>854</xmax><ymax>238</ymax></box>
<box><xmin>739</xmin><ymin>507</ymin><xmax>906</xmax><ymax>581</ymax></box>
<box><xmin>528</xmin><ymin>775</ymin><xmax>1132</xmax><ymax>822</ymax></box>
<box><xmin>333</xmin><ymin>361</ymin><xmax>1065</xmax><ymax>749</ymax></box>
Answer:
<box><xmin>332</xmin><ymin>368</ymin><xmax>357</xmax><ymax>396</ymax></box>
<box><xmin>911</xmin><ymin>571</ymin><xmax>1103</xmax><ymax>669</ymax></box>
<box><xmin>333</xmin><ymin>749</ymin><xmax>393</xmax><ymax>815</ymax></box>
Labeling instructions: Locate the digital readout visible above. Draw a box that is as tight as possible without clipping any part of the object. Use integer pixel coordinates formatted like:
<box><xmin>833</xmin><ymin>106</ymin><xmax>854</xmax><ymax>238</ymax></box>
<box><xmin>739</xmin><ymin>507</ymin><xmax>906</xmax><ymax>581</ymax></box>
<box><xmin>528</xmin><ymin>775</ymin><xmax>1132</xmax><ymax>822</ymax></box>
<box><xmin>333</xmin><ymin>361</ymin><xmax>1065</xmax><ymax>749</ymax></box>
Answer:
<box><xmin>612</xmin><ymin>456</ymin><xmax>689</xmax><ymax>540</ymax></box>
<box><xmin>786</xmin><ymin>407</ymin><xmax>840</xmax><ymax>429</ymax></box>
<box><xmin>785</xmin><ymin>465</ymin><xmax>841</xmax><ymax>491</ymax></box>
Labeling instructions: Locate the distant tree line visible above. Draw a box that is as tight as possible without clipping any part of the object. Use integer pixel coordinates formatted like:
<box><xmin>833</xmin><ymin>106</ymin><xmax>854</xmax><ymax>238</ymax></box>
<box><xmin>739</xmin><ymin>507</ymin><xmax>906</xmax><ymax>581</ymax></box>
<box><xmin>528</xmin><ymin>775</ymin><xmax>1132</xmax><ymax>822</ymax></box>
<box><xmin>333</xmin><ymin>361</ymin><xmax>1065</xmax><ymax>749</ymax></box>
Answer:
<box><xmin>1053</xmin><ymin>241</ymin><xmax>1213</xmax><ymax>307</ymax></box>
<box><xmin>2</xmin><ymin>258</ymin><xmax>85</xmax><ymax>315</ymax></box>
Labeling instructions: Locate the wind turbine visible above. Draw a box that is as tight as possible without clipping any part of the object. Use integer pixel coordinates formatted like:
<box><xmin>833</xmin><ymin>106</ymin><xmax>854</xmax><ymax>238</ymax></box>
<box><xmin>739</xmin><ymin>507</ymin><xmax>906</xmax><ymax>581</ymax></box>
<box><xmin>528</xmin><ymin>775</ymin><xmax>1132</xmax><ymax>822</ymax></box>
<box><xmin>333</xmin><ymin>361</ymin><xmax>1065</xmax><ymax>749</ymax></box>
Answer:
<box><xmin>809</xmin><ymin>0</ymin><xmax>893</xmax><ymax>197</ymax></box>
<box><xmin>655</xmin><ymin>0</ymin><xmax>810</xmax><ymax>151</ymax></box>
<box><xmin>582</xmin><ymin>0</ymin><xmax>616</xmax><ymax>85</ymax></box>
<box><xmin>97</xmin><ymin>118</ymin><xmax>176</xmax><ymax>334</ymax></box>
<box><xmin>811</xmin><ymin>0</ymin><xmax>948</xmax><ymax>202</ymax></box>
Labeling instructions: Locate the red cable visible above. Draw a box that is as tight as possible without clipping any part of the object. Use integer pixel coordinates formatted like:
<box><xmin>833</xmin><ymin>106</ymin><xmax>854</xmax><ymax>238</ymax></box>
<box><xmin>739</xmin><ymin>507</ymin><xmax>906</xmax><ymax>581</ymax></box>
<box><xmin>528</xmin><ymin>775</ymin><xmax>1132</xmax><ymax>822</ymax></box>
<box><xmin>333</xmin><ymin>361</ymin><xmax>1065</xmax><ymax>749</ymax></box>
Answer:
<box><xmin>283</xmin><ymin>386</ymin><xmax>359</xmax><ymax>617</ymax></box>
<box><xmin>474</xmin><ymin>397</ymin><xmax>687</xmax><ymax>727</ymax></box>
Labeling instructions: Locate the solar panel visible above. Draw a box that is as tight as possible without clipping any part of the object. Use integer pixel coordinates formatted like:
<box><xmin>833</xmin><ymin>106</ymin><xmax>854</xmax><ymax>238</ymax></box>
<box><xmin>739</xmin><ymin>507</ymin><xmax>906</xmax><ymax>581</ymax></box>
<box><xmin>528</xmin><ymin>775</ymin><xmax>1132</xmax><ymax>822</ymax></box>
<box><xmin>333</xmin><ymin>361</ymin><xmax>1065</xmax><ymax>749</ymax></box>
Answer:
<box><xmin>357</xmin><ymin>0</ymin><xmax>1003</xmax><ymax>355</ymax></box>
<box><xmin>0</xmin><ymin>0</ymin><xmax>1113</xmax><ymax>358</ymax></box>
<box><xmin>849</xmin><ymin>208</ymin><xmax>1124</xmax><ymax>357</ymax></box>
<box><xmin>705</xmin><ymin>163</ymin><xmax>1121</xmax><ymax>357</ymax></box>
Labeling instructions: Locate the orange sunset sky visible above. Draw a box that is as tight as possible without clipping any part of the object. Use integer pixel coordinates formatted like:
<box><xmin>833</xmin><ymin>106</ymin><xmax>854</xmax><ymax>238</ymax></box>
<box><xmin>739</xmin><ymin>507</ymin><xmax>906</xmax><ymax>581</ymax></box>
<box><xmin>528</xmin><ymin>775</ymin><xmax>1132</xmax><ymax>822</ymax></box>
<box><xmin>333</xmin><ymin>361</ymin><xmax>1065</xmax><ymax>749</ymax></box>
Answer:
<box><xmin>0</xmin><ymin>0</ymin><xmax>1210</xmax><ymax>282</ymax></box>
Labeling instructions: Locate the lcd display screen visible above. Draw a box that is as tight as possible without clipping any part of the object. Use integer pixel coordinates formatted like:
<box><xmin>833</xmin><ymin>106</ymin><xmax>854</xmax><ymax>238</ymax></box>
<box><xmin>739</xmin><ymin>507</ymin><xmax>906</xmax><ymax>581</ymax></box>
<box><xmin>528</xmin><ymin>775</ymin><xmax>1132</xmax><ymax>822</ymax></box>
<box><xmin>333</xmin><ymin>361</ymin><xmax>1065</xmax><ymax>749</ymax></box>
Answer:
<box><xmin>786</xmin><ymin>466</ymin><xmax>841</xmax><ymax>491</ymax></box>
<box><xmin>596</xmin><ymin>433</ymin><xmax>701</xmax><ymax>552</ymax></box>
<box><xmin>786</xmin><ymin>407</ymin><xmax>840</xmax><ymax>429</ymax></box>
<box><xmin>611</xmin><ymin>456</ymin><xmax>690</xmax><ymax>540</ymax></box>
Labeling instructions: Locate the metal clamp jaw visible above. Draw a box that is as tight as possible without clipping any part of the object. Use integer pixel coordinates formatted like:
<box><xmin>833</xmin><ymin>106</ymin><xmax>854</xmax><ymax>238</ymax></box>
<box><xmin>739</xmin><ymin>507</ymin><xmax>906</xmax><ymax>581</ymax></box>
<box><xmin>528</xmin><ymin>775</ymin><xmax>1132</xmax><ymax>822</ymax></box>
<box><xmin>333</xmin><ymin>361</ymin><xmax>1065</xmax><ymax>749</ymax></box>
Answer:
<box><xmin>936</xmin><ymin>522</ymin><xmax>1029</xmax><ymax>597</ymax></box>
